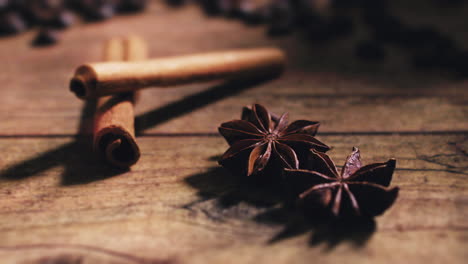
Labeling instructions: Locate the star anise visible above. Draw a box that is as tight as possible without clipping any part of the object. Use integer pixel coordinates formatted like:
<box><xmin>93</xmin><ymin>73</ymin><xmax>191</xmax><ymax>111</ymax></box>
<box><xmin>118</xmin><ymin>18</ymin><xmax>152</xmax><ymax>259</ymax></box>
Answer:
<box><xmin>218</xmin><ymin>104</ymin><xmax>330</xmax><ymax>176</ymax></box>
<box><xmin>284</xmin><ymin>147</ymin><xmax>399</xmax><ymax>217</ymax></box>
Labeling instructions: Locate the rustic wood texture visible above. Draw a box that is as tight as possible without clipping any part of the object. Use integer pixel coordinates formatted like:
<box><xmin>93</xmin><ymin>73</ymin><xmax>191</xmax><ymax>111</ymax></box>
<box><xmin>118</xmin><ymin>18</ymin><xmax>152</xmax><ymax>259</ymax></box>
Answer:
<box><xmin>0</xmin><ymin>2</ymin><xmax>467</xmax><ymax>263</ymax></box>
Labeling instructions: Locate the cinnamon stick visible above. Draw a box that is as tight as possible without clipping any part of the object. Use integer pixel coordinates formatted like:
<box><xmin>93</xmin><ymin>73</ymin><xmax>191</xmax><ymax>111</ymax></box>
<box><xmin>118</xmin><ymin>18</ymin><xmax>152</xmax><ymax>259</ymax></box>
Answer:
<box><xmin>93</xmin><ymin>36</ymin><xmax>147</xmax><ymax>168</ymax></box>
<box><xmin>70</xmin><ymin>47</ymin><xmax>285</xmax><ymax>99</ymax></box>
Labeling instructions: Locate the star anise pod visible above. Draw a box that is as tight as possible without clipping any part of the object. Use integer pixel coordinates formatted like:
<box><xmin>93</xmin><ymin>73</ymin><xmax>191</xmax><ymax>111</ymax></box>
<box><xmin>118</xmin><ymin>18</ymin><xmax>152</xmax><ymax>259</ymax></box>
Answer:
<box><xmin>284</xmin><ymin>147</ymin><xmax>399</xmax><ymax>217</ymax></box>
<box><xmin>218</xmin><ymin>104</ymin><xmax>330</xmax><ymax>176</ymax></box>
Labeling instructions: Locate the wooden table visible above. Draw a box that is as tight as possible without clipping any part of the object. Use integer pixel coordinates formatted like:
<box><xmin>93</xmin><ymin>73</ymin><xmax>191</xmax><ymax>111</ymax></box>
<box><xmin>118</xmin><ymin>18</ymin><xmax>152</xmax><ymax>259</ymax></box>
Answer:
<box><xmin>0</xmin><ymin>2</ymin><xmax>467</xmax><ymax>263</ymax></box>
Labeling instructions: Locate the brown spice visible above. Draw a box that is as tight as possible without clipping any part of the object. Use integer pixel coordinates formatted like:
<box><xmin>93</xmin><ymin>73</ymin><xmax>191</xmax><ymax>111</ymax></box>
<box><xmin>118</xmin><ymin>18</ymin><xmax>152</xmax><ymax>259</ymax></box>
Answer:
<box><xmin>284</xmin><ymin>147</ymin><xmax>399</xmax><ymax>217</ymax></box>
<box><xmin>69</xmin><ymin>47</ymin><xmax>285</xmax><ymax>99</ymax></box>
<box><xmin>218</xmin><ymin>104</ymin><xmax>329</xmax><ymax>176</ymax></box>
<box><xmin>93</xmin><ymin>36</ymin><xmax>147</xmax><ymax>168</ymax></box>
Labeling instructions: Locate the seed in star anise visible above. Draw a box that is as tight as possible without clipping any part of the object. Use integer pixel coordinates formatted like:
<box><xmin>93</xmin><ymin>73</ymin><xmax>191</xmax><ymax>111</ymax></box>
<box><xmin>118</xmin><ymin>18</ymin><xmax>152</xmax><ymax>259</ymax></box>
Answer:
<box><xmin>284</xmin><ymin>147</ymin><xmax>399</xmax><ymax>218</ymax></box>
<box><xmin>218</xmin><ymin>104</ymin><xmax>330</xmax><ymax>177</ymax></box>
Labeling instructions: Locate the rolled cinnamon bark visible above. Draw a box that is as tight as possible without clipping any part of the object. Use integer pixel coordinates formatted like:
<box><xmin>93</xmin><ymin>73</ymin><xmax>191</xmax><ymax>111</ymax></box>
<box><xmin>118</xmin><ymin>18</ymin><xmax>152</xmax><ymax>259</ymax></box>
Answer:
<box><xmin>93</xmin><ymin>36</ymin><xmax>147</xmax><ymax>168</ymax></box>
<box><xmin>70</xmin><ymin>47</ymin><xmax>285</xmax><ymax>99</ymax></box>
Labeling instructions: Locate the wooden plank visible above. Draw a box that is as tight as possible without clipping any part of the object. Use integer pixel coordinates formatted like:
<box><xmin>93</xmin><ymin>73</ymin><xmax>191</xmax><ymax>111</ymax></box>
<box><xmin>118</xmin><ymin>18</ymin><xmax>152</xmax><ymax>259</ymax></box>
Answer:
<box><xmin>134</xmin><ymin>90</ymin><xmax>468</xmax><ymax>134</ymax></box>
<box><xmin>0</xmin><ymin>5</ymin><xmax>467</xmax><ymax>135</ymax></box>
<box><xmin>0</xmin><ymin>135</ymin><xmax>466</xmax><ymax>263</ymax></box>
<box><xmin>1</xmin><ymin>79</ymin><xmax>467</xmax><ymax>135</ymax></box>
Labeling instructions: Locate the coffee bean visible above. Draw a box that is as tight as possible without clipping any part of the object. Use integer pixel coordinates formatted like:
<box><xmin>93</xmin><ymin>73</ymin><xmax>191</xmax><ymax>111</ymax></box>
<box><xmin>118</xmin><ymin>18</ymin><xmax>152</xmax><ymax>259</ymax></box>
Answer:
<box><xmin>267</xmin><ymin>0</ymin><xmax>294</xmax><ymax>36</ymax></box>
<box><xmin>0</xmin><ymin>12</ymin><xmax>27</xmax><ymax>35</ymax></box>
<box><xmin>165</xmin><ymin>0</ymin><xmax>185</xmax><ymax>7</ymax></box>
<box><xmin>369</xmin><ymin>16</ymin><xmax>406</xmax><ymax>44</ymax></box>
<box><xmin>218</xmin><ymin>0</ymin><xmax>242</xmax><ymax>18</ymax></box>
<box><xmin>86</xmin><ymin>4</ymin><xmax>115</xmax><ymax>21</ymax></box>
<box><xmin>77</xmin><ymin>0</ymin><xmax>115</xmax><ymax>21</ymax></box>
<box><xmin>355</xmin><ymin>40</ymin><xmax>386</xmax><ymax>61</ymax></box>
<box><xmin>290</xmin><ymin>0</ymin><xmax>314</xmax><ymax>27</ymax></box>
<box><xmin>26</xmin><ymin>0</ymin><xmax>64</xmax><ymax>24</ymax></box>
<box><xmin>0</xmin><ymin>0</ymin><xmax>10</xmax><ymax>11</ymax></box>
<box><xmin>240</xmin><ymin>2</ymin><xmax>270</xmax><ymax>25</ymax></box>
<box><xmin>332</xmin><ymin>0</ymin><xmax>360</xmax><ymax>9</ymax></box>
<box><xmin>199</xmin><ymin>0</ymin><xmax>222</xmax><ymax>16</ymax></box>
<box><xmin>118</xmin><ymin>0</ymin><xmax>147</xmax><ymax>13</ymax></box>
<box><xmin>328</xmin><ymin>15</ymin><xmax>353</xmax><ymax>38</ymax></box>
<box><xmin>32</xmin><ymin>28</ymin><xmax>58</xmax><ymax>46</ymax></box>
<box><xmin>305</xmin><ymin>17</ymin><xmax>335</xmax><ymax>42</ymax></box>
<box><xmin>47</xmin><ymin>10</ymin><xmax>75</xmax><ymax>28</ymax></box>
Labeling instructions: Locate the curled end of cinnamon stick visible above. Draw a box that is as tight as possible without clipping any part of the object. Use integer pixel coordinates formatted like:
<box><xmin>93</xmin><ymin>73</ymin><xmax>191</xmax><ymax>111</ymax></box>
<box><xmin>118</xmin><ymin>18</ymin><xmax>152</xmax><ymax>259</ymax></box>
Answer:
<box><xmin>70</xmin><ymin>77</ymin><xmax>87</xmax><ymax>98</ymax></box>
<box><xmin>95</xmin><ymin>128</ymin><xmax>141</xmax><ymax>168</ymax></box>
<box><xmin>70</xmin><ymin>65</ymin><xmax>98</xmax><ymax>99</ymax></box>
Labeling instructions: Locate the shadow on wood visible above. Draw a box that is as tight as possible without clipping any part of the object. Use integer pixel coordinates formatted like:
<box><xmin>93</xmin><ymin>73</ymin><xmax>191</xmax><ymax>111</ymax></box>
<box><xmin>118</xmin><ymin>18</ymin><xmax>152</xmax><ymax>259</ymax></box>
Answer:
<box><xmin>256</xmin><ymin>206</ymin><xmax>376</xmax><ymax>250</ymax></box>
<box><xmin>0</xmin><ymin>76</ymin><xmax>274</xmax><ymax>185</ymax></box>
<box><xmin>183</xmin><ymin>166</ymin><xmax>376</xmax><ymax>248</ymax></box>
<box><xmin>0</xmin><ymin>99</ymin><xmax>127</xmax><ymax>185</ymax></box>
<box><xmin>134</xmin><ymin>75</ymin><xmax>276</xmax><ymax>134</ymax></box>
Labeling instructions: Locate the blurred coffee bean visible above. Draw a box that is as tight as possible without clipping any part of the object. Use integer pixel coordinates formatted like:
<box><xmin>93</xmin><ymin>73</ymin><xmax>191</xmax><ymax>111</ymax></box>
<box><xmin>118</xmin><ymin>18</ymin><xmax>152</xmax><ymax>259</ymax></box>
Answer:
<box><xmin>0</xmin><ymin>0</ymin><xmax>10</xmax><ymax>11</ymax></box>
<box><xmin>362</xmin><ymin>0</ymin><xmax>388</xmax><ymax>10</ymax></box>
<box><xmin>9</xmin><ymin>0</ymin><xmax>29</xmax><ymax>10</ymax></box>
<box><xmin>90</xmin><ymin>4</ymin><xmax>115</xmax><ymax>21</ymax></box>
<box><xmin>411</xmin><ymin>50</ymin><xmax>459</xmax><ymax>71</ymax></box>
<box><xmin>240</xmin><ymin>1</ymin><xmax>270</xmax><ymax>25</ymax></box>
<box><xmin>362</xmin><ymin>1</ymin><xmax>391</xmax><ymax>29</ymax></box>
<box><xmin>306</xmin><ymin>0</ymin><xmax>331</xmax><ymax>13</ymax></box>
<box><xmin>0</xmin><ymin>0</ymin><xmax>150</xmax><ymax>47</ymax></box>
<box><xmin>32</xmin><ymin>28</ymin><xmax>58</xmax><ymax>46</ymax></box>
<box><xmin>355</xmin><ymin>40</ymin><xmax>385</xmax><ymax>61</ymax></box>
<box><xmin>25</xmin><ymin>0</ymin><xmax>64</xmax><ymax>24</ymax></box>
<box><xmin>47</xmin><ymin>10</ymin><xmax>75</xmax><ymax>28</ymax></box>
<box><xmin>165</xmin><ymin>0</ymin><xmax>185</xmax><ymax>7</ymax></box>
<box><xmin>434</xmin><ymin>0</ymin><xmax>466</xmax><ymax>7</ymax></box>
<box><xmin>400</xmin><ymin>26</ymin><xmax>441</xmax><ymax>49</ymax></box>
<box><xmin>218</xmin><ymin>0</ymin><xmax>242</xmax><ymax>18</ymax></box>
<box><xmin>332</xmin><ymin>0</ymin><xmax>360</xmax><ymax>9</ymax></box>
<box><xmin>78</xmin><ymin>0</ymin><xmax>116</xmax><ymax>21</ymax></box>
<box><xmin>369</xmin><ymin>15</ymin><xmax>406</xmax><ymax>44</ymax></box>
<box><xmin>305</xmin><ymin>16</ymin><xmax>338</xmax><ymax>42</ymax></box>
<box><xmin>65</xmin><ymin>0</ymin><xmax>84</xmax><ymax>11</ymax></box>
<box><xmin>0</xmin><ymin>12</ymin><xmax>27</xmax><ymax>35</ymax></box>
<box><xmin>118</xmin><ymin>0</ymin><xmax>147</xmax><ymax>12</ymax></box>
<box><xmin>412</xmin><ymin>52</ymin><xmax>441</xmax><ymax>69</ymax></box>
<box><xmin>267</xmin><ymin>0</ymin><xmax>294</xmax><ymax>36</ymax></box>
<box><xmin>199</xmin><ymin>0</ymin><xmax>222</xmax><ymax>15</ymax></box>
<box><xmin>434</xmin><ymin>41</ymin><xmax>460</xmax><ymax>69</ymax></box>
<box><xmin>293</xmin><ymin>0</ymin><xmax>319</xmax><ymax>27</ymax></box>
<box><xmin>328</xmin><ymin>15</ymin><xmax>353</xmax><ymax>37</ymax></box>
<box><xmin>443</xmin><ymin>51</ymin><xmax>468</xmax><ymax>77</ymax></box>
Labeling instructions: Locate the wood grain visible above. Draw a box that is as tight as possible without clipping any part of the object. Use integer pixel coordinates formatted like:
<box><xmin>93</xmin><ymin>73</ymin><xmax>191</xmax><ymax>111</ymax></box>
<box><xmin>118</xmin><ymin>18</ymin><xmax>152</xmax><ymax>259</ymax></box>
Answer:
<box><xmin>0</xmin><ymin>135</ymin><xmax>466</xmax><ymax>263</ymax></box>
<box><xmin>0</xmin><ymin>1</ymin><xmax>466</xmax><ymax>263</ymax></box>
<box><xmin>0</xmin><ymin>5</ymin><xmax>466</xmax><ymax>135</ymax></box>
<box><xmin>1</xmin><ymin>81</ymin><xmax>466</xmax><ymax>135</ymax></box>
